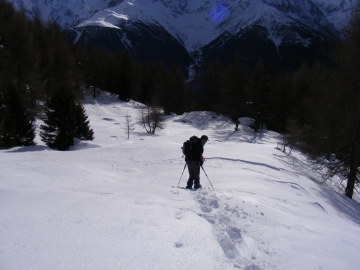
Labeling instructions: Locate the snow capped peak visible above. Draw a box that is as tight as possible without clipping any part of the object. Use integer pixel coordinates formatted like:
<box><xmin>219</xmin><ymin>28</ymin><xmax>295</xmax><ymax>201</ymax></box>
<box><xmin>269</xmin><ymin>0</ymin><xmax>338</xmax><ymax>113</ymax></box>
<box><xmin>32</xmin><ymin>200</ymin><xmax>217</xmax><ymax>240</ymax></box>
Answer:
<box><xmin>8</xmin><ymin>0</ymin><xmax>357</xmax><ymax>51</ymax></box>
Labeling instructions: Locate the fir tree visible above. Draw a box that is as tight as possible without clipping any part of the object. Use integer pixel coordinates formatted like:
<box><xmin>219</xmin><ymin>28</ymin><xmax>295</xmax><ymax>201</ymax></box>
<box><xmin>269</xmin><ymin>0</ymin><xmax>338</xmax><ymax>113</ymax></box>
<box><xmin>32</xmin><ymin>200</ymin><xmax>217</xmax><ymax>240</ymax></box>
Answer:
<box><xmin>0</xmin><ymin>86</ymin><xmax>36</xmax><ymax>149</ymax></box>
<box><xmin>221</xmin><ymin>54</ymin><xmax>248</xmax><ymax>130</ymax></box>
<box><xmin>74</xmin><ymin>103</ymin><xmax>94</xmax><ymax>141</ymax></box>
<box><xmin>248</xmin><ymin>62</ymin><xmax>271</xmax><ymax>132</ymax></box>
<box><xmin>40</xmin><ymin>87</ymin><xmax>76</xmax><ymax>150</ymax></box>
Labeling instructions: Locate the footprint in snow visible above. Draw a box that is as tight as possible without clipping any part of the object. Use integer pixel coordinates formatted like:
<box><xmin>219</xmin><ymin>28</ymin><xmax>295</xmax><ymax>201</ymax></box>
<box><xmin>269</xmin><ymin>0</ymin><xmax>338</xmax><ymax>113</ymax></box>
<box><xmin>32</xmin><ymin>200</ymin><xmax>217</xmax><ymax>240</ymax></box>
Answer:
<box><xmin>192</xmin><ymin>191</ymin><xmax>243</xmax><ymax>261</ymax></box>
<box><xmin>102</xmin><ymin>117</ymin><xmax>115</xmax><ymax>121</ymax></box>
<box><xmin>174</xmin><ymin>241</ymin><xmax>183</xmax><ymax>248</ymax></box>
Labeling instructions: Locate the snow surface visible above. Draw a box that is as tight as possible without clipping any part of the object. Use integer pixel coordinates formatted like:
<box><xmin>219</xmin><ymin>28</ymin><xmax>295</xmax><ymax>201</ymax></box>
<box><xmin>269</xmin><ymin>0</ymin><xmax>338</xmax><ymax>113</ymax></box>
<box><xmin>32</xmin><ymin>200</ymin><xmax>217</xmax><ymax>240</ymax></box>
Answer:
<box><xmin>1</xmin><ymin>93</ymin><xmax>360</xmax><ymax>270</ymax></box>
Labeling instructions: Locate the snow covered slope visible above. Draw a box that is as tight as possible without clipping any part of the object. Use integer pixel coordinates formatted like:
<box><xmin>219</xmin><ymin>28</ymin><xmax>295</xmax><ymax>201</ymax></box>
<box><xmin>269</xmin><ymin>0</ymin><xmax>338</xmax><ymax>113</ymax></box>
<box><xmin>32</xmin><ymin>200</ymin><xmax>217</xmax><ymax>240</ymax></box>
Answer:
<box><xmin>9</xmin><ymin>0</ymin><xmax>124</xmax><ymax>29</ymax></box>
<box><xmin>1</xmin><ymin>92</ymin><xmax>360</xmax><ymax>269</ymax></box>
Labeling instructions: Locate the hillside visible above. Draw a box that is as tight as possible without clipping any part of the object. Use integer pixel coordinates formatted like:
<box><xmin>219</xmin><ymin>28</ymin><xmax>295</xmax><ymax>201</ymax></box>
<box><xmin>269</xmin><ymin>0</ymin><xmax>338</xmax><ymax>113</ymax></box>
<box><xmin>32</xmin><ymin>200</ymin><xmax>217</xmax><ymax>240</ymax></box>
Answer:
<box><xmin>1</xmin><ymin>93</ymin><xmax>359</xmax><ymax>270</ymax></box>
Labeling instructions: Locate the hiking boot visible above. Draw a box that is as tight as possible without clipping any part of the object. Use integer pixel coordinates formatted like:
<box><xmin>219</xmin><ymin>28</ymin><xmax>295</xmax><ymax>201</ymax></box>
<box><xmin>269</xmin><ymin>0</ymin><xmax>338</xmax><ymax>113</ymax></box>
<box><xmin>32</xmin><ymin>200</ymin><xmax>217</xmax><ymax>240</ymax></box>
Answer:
<box><xmin>194</xmin><ymin>185</ymin><xmax>202</xmax><ymax>189</ymax></box>
<box><xmin>185</xmin><ymin>186</ymin><xmax>192</xmax><ymax>189</ymax></box>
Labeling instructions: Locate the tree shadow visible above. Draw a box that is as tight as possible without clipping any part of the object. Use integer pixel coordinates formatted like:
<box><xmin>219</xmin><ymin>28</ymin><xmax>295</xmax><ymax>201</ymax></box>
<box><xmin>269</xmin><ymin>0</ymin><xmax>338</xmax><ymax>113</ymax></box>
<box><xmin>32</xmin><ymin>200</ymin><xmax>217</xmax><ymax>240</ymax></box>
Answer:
<box><xmin>4</xmin><ymin>145</ymin><xmax>50</xmax><ymax>153</ymax></box>
<box><xmin>274</xmin><ymin>152</ymin><xmax>360</xmax><ymax>225</ymax></box>
<box><xmin>317</xmin><ymin>186</ymin><xmax>360</xmax><ymax>225</ymax></box>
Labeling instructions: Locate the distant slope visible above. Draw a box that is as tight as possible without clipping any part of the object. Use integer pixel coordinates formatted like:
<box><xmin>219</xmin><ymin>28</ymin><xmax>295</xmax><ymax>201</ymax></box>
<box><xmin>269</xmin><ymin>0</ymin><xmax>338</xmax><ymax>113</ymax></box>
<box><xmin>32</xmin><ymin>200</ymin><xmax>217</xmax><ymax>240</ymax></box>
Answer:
<box><xmin>66</xmin><ymin>21</ymin><xmax>193</xmax><ymax>68</ymax></box>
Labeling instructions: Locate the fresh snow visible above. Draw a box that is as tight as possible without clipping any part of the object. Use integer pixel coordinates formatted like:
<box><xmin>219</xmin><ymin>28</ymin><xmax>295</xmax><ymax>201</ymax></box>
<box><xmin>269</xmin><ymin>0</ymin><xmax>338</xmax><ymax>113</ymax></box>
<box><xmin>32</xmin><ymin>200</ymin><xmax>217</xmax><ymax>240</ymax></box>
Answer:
<box><xmin>77</xmin><ymin>9</ymin><xmax>129</xmax><ymax>30</ymax></box>
<box><xmin>1</xmin><ymin>92</ymin><xmax>360</xmax><ymax>270</ymax></box>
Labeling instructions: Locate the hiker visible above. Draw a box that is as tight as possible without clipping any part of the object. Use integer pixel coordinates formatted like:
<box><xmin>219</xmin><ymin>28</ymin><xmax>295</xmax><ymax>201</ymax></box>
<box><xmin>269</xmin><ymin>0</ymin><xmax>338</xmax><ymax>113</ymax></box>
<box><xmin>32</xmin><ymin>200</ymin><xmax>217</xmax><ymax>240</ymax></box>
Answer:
<box><xmin>186</xmin><ymin>135</ymin><xmax>208</xmax><ymax>189</ymax></box>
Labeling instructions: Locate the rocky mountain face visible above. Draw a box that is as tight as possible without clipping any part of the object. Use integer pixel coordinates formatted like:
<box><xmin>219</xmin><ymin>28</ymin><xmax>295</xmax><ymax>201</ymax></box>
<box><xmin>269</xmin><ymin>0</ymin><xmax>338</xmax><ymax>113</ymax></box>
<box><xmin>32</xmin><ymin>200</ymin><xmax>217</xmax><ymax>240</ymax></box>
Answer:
<box><xmin>7</xmin><ymin>0</ymin><xmax>357</xmax><ymax>74</ymax></box>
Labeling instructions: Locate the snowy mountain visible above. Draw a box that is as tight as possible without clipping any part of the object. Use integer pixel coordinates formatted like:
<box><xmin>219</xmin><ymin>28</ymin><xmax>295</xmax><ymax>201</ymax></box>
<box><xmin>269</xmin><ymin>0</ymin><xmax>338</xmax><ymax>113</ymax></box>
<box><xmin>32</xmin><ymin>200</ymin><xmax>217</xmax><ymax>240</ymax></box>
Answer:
<box><xmin>8</xmin><ymin>0</ymin><xmax>357</xmax><ymax>72</ymax></box>
<box><xmin>1</xmin><ymin>92</ymin><xmax>360</xmax><ymax>269</ymax></box>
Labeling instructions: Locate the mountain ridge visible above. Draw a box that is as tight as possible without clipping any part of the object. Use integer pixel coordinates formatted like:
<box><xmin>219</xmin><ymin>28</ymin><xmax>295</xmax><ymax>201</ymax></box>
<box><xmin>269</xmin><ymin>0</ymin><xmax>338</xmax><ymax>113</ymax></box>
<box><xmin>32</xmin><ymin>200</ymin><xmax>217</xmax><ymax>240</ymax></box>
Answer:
<box><xmin>8</xmin><ymin>0</ymin><xmax>357</xmax><ymax>73</ymax></box>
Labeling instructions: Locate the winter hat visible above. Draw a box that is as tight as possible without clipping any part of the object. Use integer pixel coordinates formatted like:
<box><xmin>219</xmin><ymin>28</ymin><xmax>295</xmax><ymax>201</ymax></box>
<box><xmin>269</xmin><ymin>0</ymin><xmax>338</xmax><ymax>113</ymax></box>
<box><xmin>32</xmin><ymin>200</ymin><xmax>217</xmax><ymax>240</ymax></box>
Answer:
<box><xmin>201</xmin><ymin>135</ymin><xmax>209</xmax><ymax>141</ymax></box>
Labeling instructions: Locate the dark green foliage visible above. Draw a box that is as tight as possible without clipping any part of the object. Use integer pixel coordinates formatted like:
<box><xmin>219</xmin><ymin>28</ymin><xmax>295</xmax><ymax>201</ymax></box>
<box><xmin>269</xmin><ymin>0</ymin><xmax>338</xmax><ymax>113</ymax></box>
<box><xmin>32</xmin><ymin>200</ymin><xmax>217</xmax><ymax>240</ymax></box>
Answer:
<box><xmin>40</xmin><ymin>88</ymin><xmax>81</xmax><ymax>151</ymax></box>
<box><xmin>138</xmin><ymin>61</ymin><xmax>166</xmax><ymax>105</ymax></box>
<box><xmin>220</xmin><ymin>54</ymin><xmax>248</xmax><ymax>129</ymax></box>
<box><xmin>0</xmin><ymin>86</ymin><xmax>36</xmax><ymax>149</ymax></box>
<box><xmin>40</xmin><ymin>87</ymin><xmax>77</xmax><ymax>150</ymax></box>
<box><xmin>0</xmin><ymin>0</ymin><xmax>40</xmax><ymax>111</ymax></box>
<box><xmin>196</xmin><ymin>59</ymin><xmax>224</xmax><ymax>112</ymax></box>
<box><xmin>74</xmin><ymin>103</ymin><xmax>94</xmax><ymax>141</ymax></box>
<box><xmin>0</xmin><ymin>0</ymin><xmax>83</xmax><ymax>110</ymax></box>
<box><xmin>268</xmin><ymin>71</ymin><xmax>292</xmax><ymax>132</ymax></box>
<box><xmin>40</xmin><ymin>87</ymin><xmax>94</xmax><ymax>151</ymax></box>
<box><xmin>247</xmin><ymin>62</ymin><xmax>271</xmax><ymax>132</ymax></box>
<box><xmin>155</xmin><ymin>64</ymin><xmax>186</xmax><ymax>115</ymax></box>
<box><xmin>280</xmin><ymin>3</ymin><xmax>360</xmax><ymax>199</ymax></box>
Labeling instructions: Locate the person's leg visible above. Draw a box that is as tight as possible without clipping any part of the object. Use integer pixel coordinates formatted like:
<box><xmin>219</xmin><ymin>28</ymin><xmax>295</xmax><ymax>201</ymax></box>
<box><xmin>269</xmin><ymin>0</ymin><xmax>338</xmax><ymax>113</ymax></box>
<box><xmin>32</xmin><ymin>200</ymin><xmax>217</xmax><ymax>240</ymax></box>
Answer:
<box><xmin>186</xmin><ymin>161</ymin><xmax>194</xmax><ymax>188</ymax></box>
<box><xmin>186</xmin><ymin>178</ymin><xmax>193</xmax><ymax>188</ymax></box>
<box><xmin>186</xmin><ymin>161</ymin><xmax>198</xmax><ymax>188</ymax></box>
<box><xmin>194</xmin><ymin>165</ymin><xmax>201</xmax><ymax>189</ymax></box>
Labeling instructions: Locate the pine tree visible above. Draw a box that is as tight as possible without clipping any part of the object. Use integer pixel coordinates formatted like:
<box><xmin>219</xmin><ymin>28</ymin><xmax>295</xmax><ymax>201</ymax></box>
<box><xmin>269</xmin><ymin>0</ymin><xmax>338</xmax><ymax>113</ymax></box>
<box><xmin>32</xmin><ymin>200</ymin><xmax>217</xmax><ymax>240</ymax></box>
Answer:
<box><xmin>139</xmin><ymin>61</ymin><xmax>163</xmax><ymax>105</ymax></box>
<box><xmin>73</xmin><ymin>103</ymin><xmax>94</xmax><ymax>140</ymax></box>
<box><xmin>285</xmin><ymin>3</ymin><xmax>360</xmax><ymax>199</ymax></box>
<box><xmin>0</xmin><ymin>86</ymin><xmax>36</xmax><ymax>149</ymax></box>
<box><xmin>221</xmin><ymin>54</ymin><xmax>248</xmax><ymax>130</ymax></box>
<box><xmin>334</xmin><ymin>3</ymin><xmax>360</xmax><ymax>199</ymax></box>
<box><xmin>248</xmin><ymin>62</ymin><xmax>271</xmax><ymax>132</ymax></box>
<box><xmin>198</xmin><ymin>59</ymin><xmax>223</xmax><ymax>112</ymax></box>
<box><xmin>40</xmin><ymin>87</ymin><xmax>77</xmax><ymax>150</ymax></box>
<box><xmin>268</xmin><ymin>71</ymin><xmax>292</xmax><ymax>132</ymax></box>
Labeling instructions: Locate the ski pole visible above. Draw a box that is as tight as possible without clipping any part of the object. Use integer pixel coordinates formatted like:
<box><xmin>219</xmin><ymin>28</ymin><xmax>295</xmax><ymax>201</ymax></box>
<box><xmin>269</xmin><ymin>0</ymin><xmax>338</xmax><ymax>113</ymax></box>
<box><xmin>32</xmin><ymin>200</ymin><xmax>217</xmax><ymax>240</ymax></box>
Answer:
<box><xmin>177</xmin><ymin>163</ymin><xmax>187</xmax><ymax>187</ymax></box>
<box><xmin>201</xmin><ymin>165</ymin><xmax>215</xmax><ymax>191</ymax></box>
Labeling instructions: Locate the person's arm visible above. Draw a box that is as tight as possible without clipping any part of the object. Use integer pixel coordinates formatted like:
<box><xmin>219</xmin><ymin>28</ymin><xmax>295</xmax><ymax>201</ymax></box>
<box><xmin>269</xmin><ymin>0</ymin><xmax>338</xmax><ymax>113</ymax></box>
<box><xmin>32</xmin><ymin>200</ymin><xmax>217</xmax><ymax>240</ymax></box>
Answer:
<box><xmin>199</xmin><ymin>145</ymin><xmax>204</xmax><ymax>163</ymax></box>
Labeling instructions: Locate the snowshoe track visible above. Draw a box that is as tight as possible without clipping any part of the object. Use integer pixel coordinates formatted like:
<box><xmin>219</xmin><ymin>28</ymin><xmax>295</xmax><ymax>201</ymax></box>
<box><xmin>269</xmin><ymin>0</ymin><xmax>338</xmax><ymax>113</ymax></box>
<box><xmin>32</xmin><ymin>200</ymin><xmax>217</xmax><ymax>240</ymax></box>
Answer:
<box><xmin>192</xmin><ymin>189</ymin><xmax>274</xmax><ymax>269</ymax></box>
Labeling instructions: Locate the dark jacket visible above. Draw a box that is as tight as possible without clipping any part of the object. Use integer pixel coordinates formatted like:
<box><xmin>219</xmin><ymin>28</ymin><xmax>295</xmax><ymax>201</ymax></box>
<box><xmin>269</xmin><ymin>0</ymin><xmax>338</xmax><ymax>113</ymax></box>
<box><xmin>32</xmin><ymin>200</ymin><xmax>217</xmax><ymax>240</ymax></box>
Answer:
<box><xmin>186</xmin><ymin>140</ymin><xmax>204</xmax><ymax>162</ymax></box>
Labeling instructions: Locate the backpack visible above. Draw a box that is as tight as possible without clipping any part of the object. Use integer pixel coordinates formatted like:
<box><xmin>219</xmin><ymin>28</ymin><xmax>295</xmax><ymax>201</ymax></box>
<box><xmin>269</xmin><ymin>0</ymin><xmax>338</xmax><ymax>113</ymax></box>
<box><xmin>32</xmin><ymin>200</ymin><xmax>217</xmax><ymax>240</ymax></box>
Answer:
<box><xmin>181</xmin><ymin>135</ymin><xmax>198</xmax><ymax>157</ymax></box>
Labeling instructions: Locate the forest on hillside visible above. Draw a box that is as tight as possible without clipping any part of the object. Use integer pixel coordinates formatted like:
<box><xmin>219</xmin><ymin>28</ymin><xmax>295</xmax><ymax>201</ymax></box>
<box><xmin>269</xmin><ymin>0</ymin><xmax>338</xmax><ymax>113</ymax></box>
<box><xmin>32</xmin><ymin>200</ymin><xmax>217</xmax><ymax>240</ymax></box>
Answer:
<box><xmin>0</xmin><ymin>0</ymin><xmax>359</xmax><ymax>199</ymax></box>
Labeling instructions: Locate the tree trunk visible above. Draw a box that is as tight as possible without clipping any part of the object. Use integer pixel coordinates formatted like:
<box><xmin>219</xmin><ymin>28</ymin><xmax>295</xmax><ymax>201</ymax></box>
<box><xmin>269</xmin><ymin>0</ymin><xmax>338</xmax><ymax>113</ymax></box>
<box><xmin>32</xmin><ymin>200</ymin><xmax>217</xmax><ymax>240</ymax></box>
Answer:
<box><xmin>346</xmin><ymin>142</ymin><xmax>358</xmax><ymax>199</ymax></box>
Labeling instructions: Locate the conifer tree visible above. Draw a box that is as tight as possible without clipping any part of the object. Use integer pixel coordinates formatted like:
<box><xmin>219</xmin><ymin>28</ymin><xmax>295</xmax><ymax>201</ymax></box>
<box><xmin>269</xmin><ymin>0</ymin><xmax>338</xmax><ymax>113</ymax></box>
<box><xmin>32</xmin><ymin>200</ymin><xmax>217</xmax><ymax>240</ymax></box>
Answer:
<box><xmin>40</xmin><ymin>87</ymin><xmax>77</xmax><ymax>150</ymax></box>
<box><xmin>268</xmin><ymin>71</ymin><xmax>292</xmax><ymax>132</ymax></box>
<box><xmin>285</xmin><ymin>3</ymin><xmax>360</xmax><ymax>199</ymax></box>
<box><xmin>139</xmin><ymin>61</ymin><xmax>163</xmax><ymax>105</ymax></box>
<box><xmin>332</xmin><ymin>3</ymin><xmax>360</xmax><ymax>199</ymax></box>
<box><xmin>169</xmin><ymin>64</ymin><xmax>186</xmax><ymax>115</ymax></box>
<box><xmin>74</xmin><ymin>103</ymin><xmax>94</xmax><ymax>141</ymax></box>
<box><xmin>0</xmin><ymin>86</ymin><xmax>36</xmax><ymax>149</ymax></box>
<box><xmin>198</xmin><ymin>59</ymin><xmax>223</xmax><ymax>112</ymax></box>
<box><xmin>221</xmin><ymin>54</ymin><xmax>248</xmax><ymax>130</ymax></box>
<box><xmin>248</xmin><ymin>62</ymin><xmax>271</xmax><ymax>132</ymax></box>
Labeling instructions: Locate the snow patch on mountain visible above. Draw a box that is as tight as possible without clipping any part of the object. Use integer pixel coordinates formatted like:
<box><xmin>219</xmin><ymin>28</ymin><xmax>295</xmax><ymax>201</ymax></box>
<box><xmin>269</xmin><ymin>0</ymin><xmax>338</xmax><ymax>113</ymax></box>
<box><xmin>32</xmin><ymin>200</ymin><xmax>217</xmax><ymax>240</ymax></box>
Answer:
<box><xmin>77</xmin><ymin>9</ymin><xmax>129</xmax><ymax>29</ymax></box>
<box><xmin>8</xmin><ymin>0</ymin><xmax>357</xmax><ymax>51</ymax></box>
<box><xmin>74</xmin><ymin>0</ymin><xmax>355</xmax><ymax>51</ymax></box>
